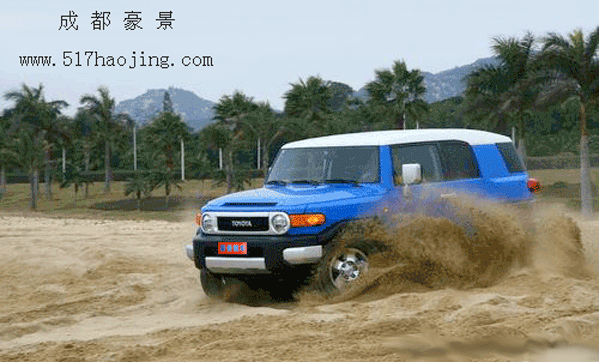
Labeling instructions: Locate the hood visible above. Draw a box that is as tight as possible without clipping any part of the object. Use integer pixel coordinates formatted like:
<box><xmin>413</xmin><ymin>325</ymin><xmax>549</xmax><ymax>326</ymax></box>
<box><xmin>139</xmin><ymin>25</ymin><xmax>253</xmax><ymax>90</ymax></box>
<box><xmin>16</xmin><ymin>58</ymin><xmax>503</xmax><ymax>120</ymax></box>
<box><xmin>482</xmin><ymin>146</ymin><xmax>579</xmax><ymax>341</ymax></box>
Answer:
<box><xmin>204</xmin><ymin>185</ymin><xmax>382</xmax><ymax>211</ymax></box>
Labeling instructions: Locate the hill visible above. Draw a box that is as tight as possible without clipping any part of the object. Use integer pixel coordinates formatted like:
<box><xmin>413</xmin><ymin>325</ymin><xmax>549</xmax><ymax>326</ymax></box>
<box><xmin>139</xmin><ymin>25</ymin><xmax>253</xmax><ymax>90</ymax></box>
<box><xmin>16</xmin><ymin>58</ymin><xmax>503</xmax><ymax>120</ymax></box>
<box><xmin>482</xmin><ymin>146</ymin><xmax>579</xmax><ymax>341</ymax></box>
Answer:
<box><xmin>115</xmin><ymin>57</ymin><xmax>498</xmax><ymax>131</ymax></box>
<box><xmin>354</xmin><ymin>56</ymin><xmax>498</xmax><ymax>103</ymax></box>
<box><xmin>115</xmin><ymin>87</ymin><xmax>215</xmax><ymax>131</ymax></box>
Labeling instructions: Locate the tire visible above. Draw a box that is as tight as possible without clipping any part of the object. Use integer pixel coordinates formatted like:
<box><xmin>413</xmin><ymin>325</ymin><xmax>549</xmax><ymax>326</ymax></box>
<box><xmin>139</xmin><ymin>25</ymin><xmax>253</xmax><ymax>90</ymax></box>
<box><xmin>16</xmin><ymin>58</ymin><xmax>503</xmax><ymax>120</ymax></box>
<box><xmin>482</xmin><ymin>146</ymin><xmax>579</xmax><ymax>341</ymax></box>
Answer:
<box><xmin>315</xmin><ymin>240</ymin><xmax>372</xmax><ymax>295</ymax></box>
<box><xmin>244</xmin><ymin>276</ymin><xmax>295</xmax><ymax>302</ymax></box>
<box><xmin>200</xmin><ymin>269</ymin><xmax>251</xmax><ymax>301</ymax></box>
<box><xmin>200</xmin><ymin>268</ymin><xmax>224</xmax><ymax>298</ymax></box>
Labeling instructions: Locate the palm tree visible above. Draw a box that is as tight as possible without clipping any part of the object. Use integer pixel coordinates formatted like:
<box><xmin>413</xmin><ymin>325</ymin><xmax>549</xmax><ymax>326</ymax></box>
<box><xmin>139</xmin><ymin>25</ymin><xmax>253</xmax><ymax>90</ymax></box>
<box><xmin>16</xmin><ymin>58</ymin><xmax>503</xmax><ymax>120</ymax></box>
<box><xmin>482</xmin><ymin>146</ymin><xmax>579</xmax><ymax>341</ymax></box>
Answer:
<box><xmin>243</xmin><ymin>102</ymin><xmax>287</xmax><ymax>174</ymax></box>
<box><xmin>214</xmin><ymin>91</ymin><xmax>258</xmax><ymax>127</ymax></box>
<box><xmin>59</xmin><ymin>165</ymin><xmax>93</xmax><ymax>203</ymax></box>
<box><xmin>0</xmin><ymin>113</ymin><xmax>11</xmax><ymax>194</ymax></box>
<box><xmin>3</xmin><ymin>84</ymin><xmax>67</xmax><ymax>209</ymax></box>
<box><xmin>212</xmin><ymin>91</ymin><xmax>258</xmax><ymax>193</ymax></box>
<box><xmin>144</xmin><ymin>102</ymin><xmax>190</xmax><ymax>206</ymax></box>
<box><xmin>199</xmin><ymin>122</ymin><xmax>232</xmax><ymax>160</ymax></box>
<box><xmin>124</xmin><ymin>172</ymin><xmax>153</xmax><ymax>210</ymax></box>
<box><xmin>45</xmin><ymin>115</ymin><xmax>71</xmax><ymax>197</ymax></box>
<box><xmin>71</xmin><ymin>109</ymin><xmax>98</xmax><ymax>198</ymax></box>
<box><xmin>283</xmin><ymin>76</ymin><xmax>333</xmax><ymax>134</ymax></box>
<box><xmin>149</xmin><ymin>168</ymin><xmax>182</xmax><ymax>208</ymax></box>
<box><xmin>539</xmin><ymin>27</ymin><xmax>599</xmax><ymax>216</ymax></box>
<box><xmin>145</xmin><ymin>109</ymin><xmax>190</xmax><ymax>172</ymax></box>
<box><xmin>465</xmin><ymin>32</ymin><xmax>540</xmax><ymax>158</ymax></box>
<box><xmin>366</xmin><ymin>60</ymin><xmax>428</xmax><ymax>129</ymax></box>
<box><xmin>328</xmin><ymin>82</ymin><xmax>355</xmax><ymax>112</ymax></box>
<box><xmin>80</xmin><ymin>86</ymin><xmax>130</xmax><ymax>193</ymax></box>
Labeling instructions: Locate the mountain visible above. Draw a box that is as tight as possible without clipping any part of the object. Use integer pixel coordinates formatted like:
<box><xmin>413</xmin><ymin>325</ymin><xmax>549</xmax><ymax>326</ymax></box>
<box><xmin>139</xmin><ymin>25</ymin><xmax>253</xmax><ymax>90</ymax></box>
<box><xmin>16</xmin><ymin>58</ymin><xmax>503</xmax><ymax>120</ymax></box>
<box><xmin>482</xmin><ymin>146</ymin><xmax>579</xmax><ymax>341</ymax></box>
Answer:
<box><xmin>422</xmin><ymin>57</ymin><xmax>497</xmax><ymax>102</ymax></box>
<box><xmin>115</xmin><ymin>87</ymin><xmax>215</xmax><ymax>131</ymax></box>
<box><xmin>115</xmin><ymin>57</ymin><xmax>497</xmax><ymax>132</ymax></box>
<box><xmin>354</xmin><ymin>56</ymin><xmax>498</xmax><ymax>103</ymax></box>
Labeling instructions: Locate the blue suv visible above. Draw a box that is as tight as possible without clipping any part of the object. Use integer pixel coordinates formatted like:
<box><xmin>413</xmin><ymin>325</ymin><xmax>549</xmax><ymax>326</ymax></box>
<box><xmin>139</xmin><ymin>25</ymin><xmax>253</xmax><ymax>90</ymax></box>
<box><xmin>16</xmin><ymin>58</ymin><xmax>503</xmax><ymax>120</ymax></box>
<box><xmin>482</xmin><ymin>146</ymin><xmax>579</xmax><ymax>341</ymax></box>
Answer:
<box><xmin>186</xmin><ymin>129</ymin><xmax>538</xmax><ymax>298</ymax></box>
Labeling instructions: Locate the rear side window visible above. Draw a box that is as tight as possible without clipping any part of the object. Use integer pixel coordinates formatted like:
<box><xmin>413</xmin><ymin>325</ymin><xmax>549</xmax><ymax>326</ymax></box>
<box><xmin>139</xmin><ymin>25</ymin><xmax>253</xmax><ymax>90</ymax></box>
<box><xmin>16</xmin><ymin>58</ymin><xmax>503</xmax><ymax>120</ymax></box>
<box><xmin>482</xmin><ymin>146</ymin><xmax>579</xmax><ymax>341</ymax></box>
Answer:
<box><xmin>496</xmin><ymin>142</ymin><xmax>525</xmax><ymax>173</ymax></box>
<box><xmin>391</xmin><ymin>144</ymin><xmax>442</xmax><ymax>184</ymax></box>
<box><xmin>437</xmin><ymin>142</ymin><xmax>480</xmax><ymax>180</ymax></box>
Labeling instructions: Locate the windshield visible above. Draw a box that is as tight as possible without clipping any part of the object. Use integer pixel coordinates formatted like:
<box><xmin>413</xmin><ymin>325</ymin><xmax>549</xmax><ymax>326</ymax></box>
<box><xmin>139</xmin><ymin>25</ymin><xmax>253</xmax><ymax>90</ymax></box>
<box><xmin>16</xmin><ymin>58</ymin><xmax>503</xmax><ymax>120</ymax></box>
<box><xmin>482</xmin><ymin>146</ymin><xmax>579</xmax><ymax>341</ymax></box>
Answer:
<box><xmin>266</xmin><ymin>146</ymin><xmax>379</xmax><ymax>184</ymax></box>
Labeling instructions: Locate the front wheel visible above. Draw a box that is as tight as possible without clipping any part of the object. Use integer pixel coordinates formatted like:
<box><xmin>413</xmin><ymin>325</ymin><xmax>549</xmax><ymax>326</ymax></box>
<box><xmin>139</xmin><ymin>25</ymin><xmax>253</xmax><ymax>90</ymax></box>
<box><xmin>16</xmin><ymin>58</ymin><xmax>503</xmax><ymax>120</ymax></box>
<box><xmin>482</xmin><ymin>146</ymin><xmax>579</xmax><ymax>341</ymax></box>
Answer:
<box><xmin>200</xmin><ymin>268</ymin><xmax>224</xmax><ymax>298</ymax></box>
<box><xmin>315</xmin><ymin>243</ymin><xmax>371</xmax><ymax>295</ymax></box>
<box><xmin>200</xmin><ymin>269</ymin><xmax>252</xmax><ymax>301</ymax></box>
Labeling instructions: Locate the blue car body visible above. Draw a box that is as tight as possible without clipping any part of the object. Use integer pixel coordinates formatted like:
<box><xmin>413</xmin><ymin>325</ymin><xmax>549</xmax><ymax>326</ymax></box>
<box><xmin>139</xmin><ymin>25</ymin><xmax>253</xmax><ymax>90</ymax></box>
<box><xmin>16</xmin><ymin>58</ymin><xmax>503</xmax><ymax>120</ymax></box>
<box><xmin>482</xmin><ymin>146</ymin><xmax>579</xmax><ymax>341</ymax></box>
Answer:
<box><xmin>188</xmin><ymin>129</ymin><xmax>534</xmax><ymax>278</ymax></box>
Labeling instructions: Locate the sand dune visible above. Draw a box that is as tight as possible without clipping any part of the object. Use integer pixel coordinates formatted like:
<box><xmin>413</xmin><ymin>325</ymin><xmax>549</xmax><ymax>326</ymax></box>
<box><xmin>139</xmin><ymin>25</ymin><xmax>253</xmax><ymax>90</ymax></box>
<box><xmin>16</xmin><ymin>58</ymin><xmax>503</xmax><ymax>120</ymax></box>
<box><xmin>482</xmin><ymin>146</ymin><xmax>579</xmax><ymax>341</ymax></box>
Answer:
<box><xmin>1</xmin><ymin>202</ymin><xmax>599</xmax><ymax>361</ymax></box>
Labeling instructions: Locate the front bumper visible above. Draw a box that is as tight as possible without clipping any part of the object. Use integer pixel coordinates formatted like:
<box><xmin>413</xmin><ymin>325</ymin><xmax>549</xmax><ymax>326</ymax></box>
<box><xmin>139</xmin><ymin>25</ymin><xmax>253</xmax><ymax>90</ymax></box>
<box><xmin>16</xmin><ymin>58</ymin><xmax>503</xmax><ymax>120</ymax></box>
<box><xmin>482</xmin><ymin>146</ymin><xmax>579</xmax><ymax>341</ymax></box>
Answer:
<box><xmin>188</xmin><ymin>225</ymin><xmax>341</xmax><ymax>274</ymax></box>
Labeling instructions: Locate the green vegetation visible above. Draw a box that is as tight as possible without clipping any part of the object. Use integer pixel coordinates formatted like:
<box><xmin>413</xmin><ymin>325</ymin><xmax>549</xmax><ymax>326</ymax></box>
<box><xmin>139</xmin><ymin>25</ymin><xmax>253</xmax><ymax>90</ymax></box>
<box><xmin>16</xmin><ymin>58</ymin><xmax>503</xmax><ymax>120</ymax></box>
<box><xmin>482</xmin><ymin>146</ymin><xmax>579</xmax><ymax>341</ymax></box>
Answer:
<box><xmin>79</xmin><ymin>86</ymin><xmax>132</xmax><ymax>193</ymax></box>
<box><xmin>0</xmin><ymin>171</ymin><xmax>597</xmax><ymax>221</ymax></box>
<box><xmin>3</xmin><ymin>84</ymin><xmax>68</xmax><ymax>209</ymax></box>
<box><xmin>2</xmin><ymin>26</ymin><xmax>599</xmax><ymax>215</ymax></box>
<box><xmin>464</xmin><ymin>32</ymin><xmax>539</xmax><ymax>158</ymax></box>
<box><xmin>365</xmin><ymin>60</ymin><xmax>428</xmax><ymax>130</ymax></box>
<box><xmin>0</xmin><ymin>179</ymin><xmax>264</xmax><ymax>221</ymax></box>
<box><xmin>124</xmin><ymin>172</ymin><xmax>153</xmax><ymax>210</ymax></box>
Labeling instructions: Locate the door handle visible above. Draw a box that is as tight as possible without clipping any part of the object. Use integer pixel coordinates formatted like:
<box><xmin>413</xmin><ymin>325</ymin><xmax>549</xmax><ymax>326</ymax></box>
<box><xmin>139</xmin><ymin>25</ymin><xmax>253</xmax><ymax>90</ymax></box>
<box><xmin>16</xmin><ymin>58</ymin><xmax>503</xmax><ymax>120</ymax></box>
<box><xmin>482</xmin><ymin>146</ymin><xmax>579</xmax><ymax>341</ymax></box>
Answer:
<box><xmin>441</xmin><ymin>193</ymin><xmax>456</xmax><ymax>198</ymax></box>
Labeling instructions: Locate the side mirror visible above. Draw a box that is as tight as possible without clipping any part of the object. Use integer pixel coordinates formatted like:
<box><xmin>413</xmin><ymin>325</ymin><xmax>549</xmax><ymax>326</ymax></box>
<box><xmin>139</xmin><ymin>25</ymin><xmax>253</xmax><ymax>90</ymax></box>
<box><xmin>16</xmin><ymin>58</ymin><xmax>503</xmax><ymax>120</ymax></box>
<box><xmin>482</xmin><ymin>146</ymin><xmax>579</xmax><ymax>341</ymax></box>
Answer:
<box><xmin>402</xmin><ymin>163</ymin><xmax>422</xmax><ymax>185</ymax></box>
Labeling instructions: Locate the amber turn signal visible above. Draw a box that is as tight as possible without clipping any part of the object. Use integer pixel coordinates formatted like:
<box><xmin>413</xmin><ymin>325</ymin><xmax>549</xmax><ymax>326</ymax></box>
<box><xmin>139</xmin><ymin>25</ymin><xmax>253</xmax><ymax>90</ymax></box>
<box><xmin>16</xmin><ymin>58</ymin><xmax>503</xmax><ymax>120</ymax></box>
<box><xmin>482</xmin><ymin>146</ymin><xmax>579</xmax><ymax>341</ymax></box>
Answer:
<box><xmin>290</xmin><ymin>214</ymin><xmax>326</xmax><ymax>227</ymax></box>
<box><xmin>195</xmin><ymin>213</ymin><xmax>202</xmax><ymax>226</ymax></box>
<box><xmin>527</xmin><ymin>178</ymin><xmax>541</xmax><ymax>193</ymax></box>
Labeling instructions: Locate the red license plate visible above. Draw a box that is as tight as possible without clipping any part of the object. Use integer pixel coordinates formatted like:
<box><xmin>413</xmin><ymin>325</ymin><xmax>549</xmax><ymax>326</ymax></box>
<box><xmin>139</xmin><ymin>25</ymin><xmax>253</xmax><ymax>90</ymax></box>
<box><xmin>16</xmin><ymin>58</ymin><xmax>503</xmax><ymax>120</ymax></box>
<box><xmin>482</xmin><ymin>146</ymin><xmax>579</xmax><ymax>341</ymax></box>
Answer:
<box><xmin>218</xmin><ymin>242</ymin><xmax>248</xmax><ymax>255</ymax></box>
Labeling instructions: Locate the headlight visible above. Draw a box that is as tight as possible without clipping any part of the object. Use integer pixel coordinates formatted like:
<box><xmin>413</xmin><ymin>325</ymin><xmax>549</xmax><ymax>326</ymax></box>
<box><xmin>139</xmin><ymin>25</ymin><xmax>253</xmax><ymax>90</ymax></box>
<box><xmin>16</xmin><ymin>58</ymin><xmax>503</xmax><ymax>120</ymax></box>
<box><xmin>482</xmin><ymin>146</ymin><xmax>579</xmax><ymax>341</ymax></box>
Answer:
<box><xmin>270</xmin><ymin>213</ymin><xmax>290</xmax><ymax>234</ymax></box>
<box><xmin>201</xmin><ymin>213</ymin><xmax>216</xmax><ymax>233</ymax></box>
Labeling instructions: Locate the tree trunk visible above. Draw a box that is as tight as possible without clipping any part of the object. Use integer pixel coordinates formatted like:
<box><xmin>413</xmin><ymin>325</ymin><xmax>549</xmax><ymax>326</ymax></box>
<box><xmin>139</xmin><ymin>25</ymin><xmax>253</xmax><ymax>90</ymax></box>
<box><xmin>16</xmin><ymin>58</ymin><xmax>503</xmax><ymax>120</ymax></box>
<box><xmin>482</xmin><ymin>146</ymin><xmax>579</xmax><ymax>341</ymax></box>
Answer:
<box><xmin>104</xmin><ymin>141</ymin><xmax>112</xmax><ymax>193</ymax></box>
<box><xmin>226</xmin><ymin>149</ymin><xmax>233</xmax><ymax>194</ymax></box>
<box><xmin>0</xmin><ymin>165</ymin><xmax>6</xmax><ymax>191</ymax></box>
<box><xmin>398</xmin><ymin>114</ymin><xmax>405</xmax><ymax>130</ymax></box>
<box><xmin>261</xmin><ymin>145</ymin><xmax>269</xmax><ymax>177</ymax></box>
<box><xmin>30</xmin><ymin>169</ymin><xmax>38</xmax><ymax>210</ymax></box>
<box><xmin>517</xmin><ymin>138</ymin><xmax>527</xmax><ymax>162</ymax></box>
<box><xmin>580</xmin><ymin>102</ymin><xmax>593</xmax><ymax>217</ymax></box>
<box><xmin>516</xmin><ymin>114</ymin><xmax>527</xmax><ymax>161</ymax></box>
<box><xmin>45</xmin><ymin>161</ymin><xmax>52</xmax><ymax>198</ymax></box>
<box><xmin>84</xmin><ymin>148</ymin><xmax>90</xmax><ymax>172</ymax></box>
<box><xmin>167</xmin><ymin>145</ymin><xmax>174</xmax><ymax>171</ymax></box>
<box><xmin>84</xmin><ymin>148</ymin><xmax>90</xmax><ymax>198</ymax></box>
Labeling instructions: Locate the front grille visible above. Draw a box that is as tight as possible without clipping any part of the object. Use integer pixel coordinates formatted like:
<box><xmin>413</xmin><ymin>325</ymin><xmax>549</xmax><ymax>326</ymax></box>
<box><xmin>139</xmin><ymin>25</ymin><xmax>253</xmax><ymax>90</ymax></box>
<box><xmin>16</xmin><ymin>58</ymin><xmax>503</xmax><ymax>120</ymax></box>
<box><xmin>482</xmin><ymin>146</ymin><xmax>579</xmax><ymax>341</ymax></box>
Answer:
<box><xmin>217</xmin><ymin>217</ymin><xmax>269</xmax><ymax>232</ymax></box>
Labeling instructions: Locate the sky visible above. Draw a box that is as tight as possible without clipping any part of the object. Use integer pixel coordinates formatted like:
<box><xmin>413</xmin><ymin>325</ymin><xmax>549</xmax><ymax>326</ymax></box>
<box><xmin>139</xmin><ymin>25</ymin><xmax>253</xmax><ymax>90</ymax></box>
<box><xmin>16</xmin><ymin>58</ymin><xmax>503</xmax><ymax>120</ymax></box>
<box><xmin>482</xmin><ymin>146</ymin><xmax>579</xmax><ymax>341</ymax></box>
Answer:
<box><xmin>1</xmin><ymin>0</ymin><xmax>598</xmax><ymax>116</ymax></box>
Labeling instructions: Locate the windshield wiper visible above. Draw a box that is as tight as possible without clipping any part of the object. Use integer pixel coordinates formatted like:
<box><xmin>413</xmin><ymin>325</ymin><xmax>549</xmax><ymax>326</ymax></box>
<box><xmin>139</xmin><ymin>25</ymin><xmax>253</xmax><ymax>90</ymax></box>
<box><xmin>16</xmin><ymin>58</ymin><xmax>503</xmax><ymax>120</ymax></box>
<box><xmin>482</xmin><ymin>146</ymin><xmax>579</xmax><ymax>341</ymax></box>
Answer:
<box><xmin>289</xmin><ymin>179</ymin><xmax>322</xmax><ymax>186</ymax></box>
<box><xmin>265</xmin><ymin>180</ymin><xmax>288</xmax><ymax>186</ymax></box>
<box><xmin>324</xmin><ymin>179</ymin><xmax>359</xmax><ymax>186</ymax></box>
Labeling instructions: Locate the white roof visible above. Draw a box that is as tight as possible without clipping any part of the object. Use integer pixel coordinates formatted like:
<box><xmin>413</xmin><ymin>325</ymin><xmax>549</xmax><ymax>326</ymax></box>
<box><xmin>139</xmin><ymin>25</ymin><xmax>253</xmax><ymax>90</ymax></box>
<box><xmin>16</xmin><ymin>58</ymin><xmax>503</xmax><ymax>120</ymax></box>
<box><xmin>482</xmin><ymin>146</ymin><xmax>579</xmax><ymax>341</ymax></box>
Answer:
<box><xmin>282</xmin><ymin>129</ymin><xmax>512</xmax><ymax>149</ymax></box>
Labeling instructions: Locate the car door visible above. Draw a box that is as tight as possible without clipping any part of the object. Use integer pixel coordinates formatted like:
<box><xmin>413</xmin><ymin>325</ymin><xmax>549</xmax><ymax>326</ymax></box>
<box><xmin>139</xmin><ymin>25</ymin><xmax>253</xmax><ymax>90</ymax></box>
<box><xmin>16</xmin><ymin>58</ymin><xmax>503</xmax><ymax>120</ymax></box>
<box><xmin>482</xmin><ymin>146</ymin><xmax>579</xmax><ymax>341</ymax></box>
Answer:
<box><xmin>389</xmin><ymin>142</ymin><xmax>443</xmax><ymax>214</ymax></box>
<box><xmin>435</xmin><ymin>141</ymin><xmax>485</xmax><ymax>198</ymax></box>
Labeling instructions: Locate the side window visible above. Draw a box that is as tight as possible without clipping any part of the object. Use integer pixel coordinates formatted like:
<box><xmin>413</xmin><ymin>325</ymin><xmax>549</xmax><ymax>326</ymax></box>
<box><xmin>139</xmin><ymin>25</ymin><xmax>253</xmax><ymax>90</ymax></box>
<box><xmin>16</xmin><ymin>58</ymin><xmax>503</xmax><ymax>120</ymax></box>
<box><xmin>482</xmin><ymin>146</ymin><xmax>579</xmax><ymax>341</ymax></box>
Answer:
<box><xmin>327</xmin><ymin>147</ymin><xmax>379</xmax><ymax>183</ymax></box>
<box><xmin>437</xmin><ymin>142</ymin><xmax>480</xmax><ymax>180</ymax></box>
<box><xmin>391</xmin><ymin>144</ymin><xmax>442</xmax><ymax>185</ymax></box>
<box><xmin>496</xmin><ymin>142</ymin><xmax>525</xmax><ymax>173</ymax></box>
